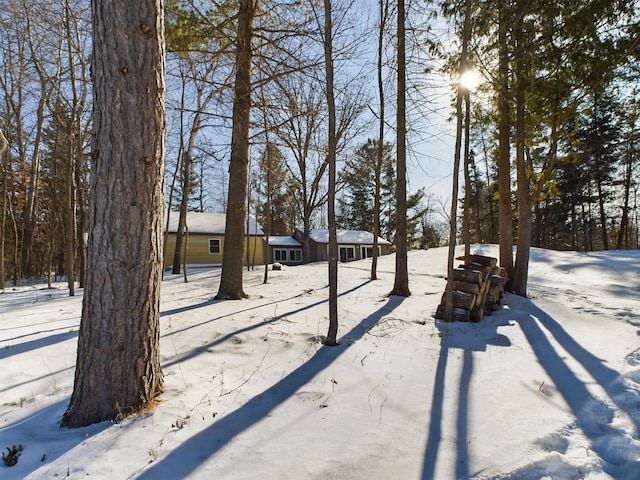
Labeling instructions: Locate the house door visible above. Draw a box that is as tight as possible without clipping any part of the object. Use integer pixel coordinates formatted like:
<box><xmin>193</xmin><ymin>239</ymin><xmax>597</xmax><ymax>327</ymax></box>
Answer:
<box><xmin>339</xmin><ymin>246</ymin><xmax>355</xmax><ymax>262</ymax></box>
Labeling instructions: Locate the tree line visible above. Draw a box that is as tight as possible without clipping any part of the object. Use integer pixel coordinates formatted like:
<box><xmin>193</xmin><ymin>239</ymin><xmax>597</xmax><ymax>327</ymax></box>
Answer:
<box><xmin>0</xmin><ymin>0</ymin><xmax>638</xmax><ymax>426</ymax></box>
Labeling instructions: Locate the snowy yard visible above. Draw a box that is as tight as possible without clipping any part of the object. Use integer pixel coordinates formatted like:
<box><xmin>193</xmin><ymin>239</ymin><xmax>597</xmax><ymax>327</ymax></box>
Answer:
<box><xmin>1</xmin><ymin>245</ymin><xmax>639</xmax><ymax>479</ymax></box>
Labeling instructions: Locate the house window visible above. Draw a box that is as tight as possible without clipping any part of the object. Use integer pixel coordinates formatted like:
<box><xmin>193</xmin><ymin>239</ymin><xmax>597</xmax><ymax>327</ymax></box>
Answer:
<box><xmin>274</xmin><ymin>249</ymin><xmax>301</xmax><ymax>262</ymax></box>
<box><xmin>209</xmin><ymin>238</ymin><xmax>220</xmax><ymax>254</ymax></box>
<box><xmin>361</xmin><ymin>246</ymin><xmax>381</xmax><ymax>259</ymax></box>
<box><xmin>339</xmin><ymin>246</ymin><xmax>355</xmax><ymax>263</ymax></box>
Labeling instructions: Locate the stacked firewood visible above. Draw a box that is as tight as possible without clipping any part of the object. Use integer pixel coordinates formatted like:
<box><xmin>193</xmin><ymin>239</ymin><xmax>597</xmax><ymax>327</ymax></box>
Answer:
<box><xmin>434</xmin><ymin>254</ymin><xmax>507</xmax><ymax>322</ymax></box>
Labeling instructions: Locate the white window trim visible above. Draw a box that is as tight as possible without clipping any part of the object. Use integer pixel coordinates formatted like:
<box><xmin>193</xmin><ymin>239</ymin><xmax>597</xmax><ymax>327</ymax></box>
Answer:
<box><xmin>209</xmin><ymin>238</ymin><xmax>221</xmax><ymax>254</ymax></box>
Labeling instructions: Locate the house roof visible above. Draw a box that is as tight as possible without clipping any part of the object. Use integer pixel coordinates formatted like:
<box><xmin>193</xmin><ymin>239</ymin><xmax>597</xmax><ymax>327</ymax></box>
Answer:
<box><xmin>306</xmin><ymin>229</ymin><xmax>391</xmax><ymax>245</ymax></box>
<box><xmin>165</xmin><ymin>212</ymin><xmax>264</xmax><ymax>235</ymax></box>
<box><xmin>268</xmin><ymin>236</ymin><xmax>302</xmax><ymax>247</ymax></box>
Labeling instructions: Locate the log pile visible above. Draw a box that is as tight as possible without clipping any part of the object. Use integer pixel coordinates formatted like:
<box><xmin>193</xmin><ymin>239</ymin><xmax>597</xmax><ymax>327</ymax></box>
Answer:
<box><xmin>434</xmin><ymin>254</ymin><xmax>508</xmax><ymax>322</ymax></box>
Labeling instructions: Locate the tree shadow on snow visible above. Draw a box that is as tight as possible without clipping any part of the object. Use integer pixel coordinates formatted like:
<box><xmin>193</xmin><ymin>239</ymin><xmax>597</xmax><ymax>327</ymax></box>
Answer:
<box><xmin>0</xmin><ymin>400</ymin><xmax>110</xmax><ymax>479</ymax></box>
<box><xmin>0</xmin><ymin>329</ymin><xmax>78</xmax><ymax>361</ymax></box>
<box><xmin>514</xmin><ymin>296</ymin><xmax>640</xmax><ymax>478</ymax></box>
<box><xmin>161</xmin><ymin>280</ymin><xmax>372</xmax><ymax>369</ymax></box>
<box><xmin>422</xmin><ymin>316</ymin><xmax>512</xmax><ymax>480</ymax></box>
<box><xmin>138</xmin><ymin>295</ymin><xmax>405</xmax><ymax>479</ymax></box>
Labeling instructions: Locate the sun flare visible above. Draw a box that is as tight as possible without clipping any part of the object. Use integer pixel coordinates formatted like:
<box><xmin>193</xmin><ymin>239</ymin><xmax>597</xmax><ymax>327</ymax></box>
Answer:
<box><xmin>459</xmin><ymin>69</ymin><xmax>481</xmax><ymax>91</ymax></box>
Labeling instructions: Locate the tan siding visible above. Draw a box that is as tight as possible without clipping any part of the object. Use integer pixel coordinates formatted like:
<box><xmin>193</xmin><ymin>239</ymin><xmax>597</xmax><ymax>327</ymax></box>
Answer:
<box><xmin>163</xmin><ymin>233</ymin><xmax>264</xmax><ymax>267</ymax></box>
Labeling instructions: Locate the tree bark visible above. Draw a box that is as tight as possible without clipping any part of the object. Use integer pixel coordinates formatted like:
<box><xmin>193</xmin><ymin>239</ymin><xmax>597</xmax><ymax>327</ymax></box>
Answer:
<box><xmin>63</xmin><ymin>0</ymin><xmax>78</xmax><ymax>296</ymax></box>
<box><xmin>216</xmin><ymin>0</ymin><xmax>256</xmax><ymax>300</ymax></box>
<box><xmin>617</xmin><ymin>118</ymin><xmax>634</xmax><ymax>249</ymax></box>
<box><xmin>20</xmin><ymin>93</ymin><xmax>46</xmax><ymax>278</ymax></box>
<box><xmin>324</xmin><ymin>0</ymin><xmax>339</xmax><ymax>346</ymax></box>
<box><xmin>390</xmin><ymin>0</ymin><xmax>410</xmax><ymax>297</ymax></box>
<box><xmin>172</xmin><ymin>149</ymin><xmax>191</xmax><ymax>274</ymax></box>
<box><xmin>497</xmin><ymin>0</ymin><xmax>514</xmax><ymax>282</ymax></box>
<box><xmin>512</xmin><ymin>14</ymin><xmax>531</xmax><ymax>297</ymax></box>
<box><xmin>463</xmin><ymin>90</ymin><xmax>471</xmax><ymax>257</ymax></box>
<box><xmin>372</xmin><ymin>0</ymin><xmax>389</xmax><ymax>282</ymax></box>
<box><xmin>370</xmin><ymin>0</ymin><xmax>389</xmax><ymax>280</ymax></box>
<box><xmin>0</xmin><ymin>129</ymin><xmax>7</xmax><ymax>290</ymax></box>
<box><xmin>444</xmin><ymin>0</ymin><xmax>471</xmax><ymax>320</ymax></box>
<box><xmin>62</xmin><ymin>0</ymin><xmax>165</xmax><ymax>427</ymax></box>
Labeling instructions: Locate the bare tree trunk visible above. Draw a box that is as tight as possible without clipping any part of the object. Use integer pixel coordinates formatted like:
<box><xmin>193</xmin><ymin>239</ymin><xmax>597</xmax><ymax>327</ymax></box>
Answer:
<box><xmin>21</xmin><ymin>11</ymin><xmax>57</xmax><ymax>279</ymax></box>
<box><xmin>390</xmin><ymin>0</ymin><xmax>410</xmax><ymax>297</ymax></box>
<box><xmin>260</xmin><ymin>80</ymin><xmax>272</xmax><ymax>283</ymax></box>
<box><xmin>62</xmin><ymin>0</ymin><xmax>165</xmax><ymax>428</ymax></box>
<box><xmin>463</xmin><ymin>90</ymin><xmax>471</xmax><ymax>256</ymax></box>
<box><xmin>63</xmin><ymin>0</ymin><xmax>79</xmax><ymax>296</ymax></box>
<box><xmin>596</xmin><ymin>175</ymin><xmax>609</xmax><ymax>250</ymax></box>
<box><xmin>445</xmin><ymin>0</ymin><xmax>471</xmax><ymax>321</ymax></box>
<box><xmin>172</xmin><ymin>150</ymin><xmax>190</xmax><ymax>275</ymax></box>
<box><xmin>162</xmin><ymin>149</ymin><xmax>182</xmax><ymax>274</ymax></box>
<box><xmin>0</xmin><ymin>128</ymin><xmax>7</xmax><ymax>290</ymax></box>
<box><xmin>617</xmin><ymin>127</ymin><xmax>634</xmax><ymax>249</ymax></box>
<box><xmin>372</xmin><ymin>0</ymin><xmax>389</xmax><ymax>282</ymax></box>
<box><xmin>64</xmin><ymin>137</ymin><xmax>77</xmax><ymax>295</ymax></box>
<box><xmin>182</xmin><ymin>225</ymin><xmax>188</xmax><ymax>282</ymax></box>
<box><xmin>9</xmin><ymin>202</ymin><xmax>20</xmax><ymax>286</ymax></box>
<box><xmin>172</xmin><ymin>57</ymin><xmax>219</xmax><ymax>276</ymax></box>
<box><xmin>172</xmin><ymin>77</ymin><xmax>190</xmax><ymax>275</ymax></box>
<box><xmin>324</xmin><ymin>0</ymin><xmax>339</xmax><ymax>346</ymax></box>
<box><xmin>497</xmin><ymin>0</ymin><xmax>513</xmax><ymax>282</ymax></box>
<box><xmin>20</xmin><ymin>92</ymin><xmax>46</xmax><ymax>278</ymax></box>
<box><xmin>216</xmin><ymin>0</ymin><xmax>256</xmax><ymax>300</ymax></box>
<box><xmin>512</xmin><ymin>15</ymin><xmax>531</xmax><ymax>297</ymax></box>
<box><xmin>246</xmin><ymin>164</ymin><xmax>252</xmax><ymax>271</ymax></box>
<box><xmin>301</xmin><ymin>215</ymin><xmax>312</xmax><ymax>263</ymax></box>
<box><xmin>263</xmin><ymin>147</ymin><xmax>272</xmax><ymax>283</ymax></box>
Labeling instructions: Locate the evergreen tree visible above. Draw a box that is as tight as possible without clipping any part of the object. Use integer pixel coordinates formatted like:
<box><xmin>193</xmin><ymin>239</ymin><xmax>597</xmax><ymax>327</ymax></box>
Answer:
<box><xmin>574</xmin><ymin>88</ymin><xmax>622</xmax><ymax>250</ymax></box>
<box><xmin>256</xmin><ymin>145</ymin><xmax>298</xmax><ymax>236</ymax></box>
<box><xmin>337</xmin><ymin>139</ymin><xmax>393</xmax><ymax>234</ymax></box>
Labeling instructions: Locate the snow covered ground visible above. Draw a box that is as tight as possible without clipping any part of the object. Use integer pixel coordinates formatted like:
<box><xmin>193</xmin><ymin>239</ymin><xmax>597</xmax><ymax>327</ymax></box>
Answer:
<box><xmin>1</xmin><ymin>245</ymin><xmax>639</xmax><ymax>479</ymax></box>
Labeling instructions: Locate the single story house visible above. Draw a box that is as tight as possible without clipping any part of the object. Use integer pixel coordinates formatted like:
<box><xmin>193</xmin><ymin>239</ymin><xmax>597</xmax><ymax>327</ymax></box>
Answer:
<box><xmin>293</xmin><ymin>228</ymin><xmax>392</xmax><ymax>263</ymax></box>
<box><xmin>163</xmin><ymin>212</ymin><xmax>264</xmax><ymax>267</ymax></box>
<box><xmin>266</xmin><ymin>236</ymin><xmax>304</xmax><ymax>265</ymax></box>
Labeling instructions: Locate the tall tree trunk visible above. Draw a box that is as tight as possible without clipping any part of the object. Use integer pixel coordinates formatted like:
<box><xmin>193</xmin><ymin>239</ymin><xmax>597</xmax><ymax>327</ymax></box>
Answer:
<box><xmin>462</xmin><ymin>0</ymin><xmax>472</xmax><ymax>257</ymax></box>
<box><xmin>20</xmin><ymin>94</ymin><xmax>46</xmax><ymax>278</ymax></box>
<box><xmin>162</xmin><ymin>135</ymin><xmax>184</xmax><ymax>274</ymax></box>
<box><xmin>173</xmin><ymin>74</ymin><xmax>205</xmax><ymax>276</ymax></box>
<box><xmin>261</xmin><ymin>81</ymin><xmax>273</xmax><ymax>283</ymax></box>
<box><xmin>445</xmin><ymin>0</ymin><xmax>471</xmax><ymax>321</ymax></box>
<box><xmin>263</xmin><ymin>145</ymin><xmax>272</xmax><ymax>284</ymax></box>
<box><xmin>64</xmin><ymin>139</ymin><xmax>77</xmax><ymax>295</ymax></box>
<box><xmin>497</xmin><ymin>0</ymin><xmax>513</xmax><ymax>282</ymax></box>
<box><xmin>390</xmin><ymin>0</ymin><xmax>410</xmax><ymax>297</ymax></box>
<box><xmin>216</xmin><ymin>0</ymin><xmax>256</xmax><ymax>300</ymax></box>
<box><xmin>9</xmin><ymin>202</ymin><xmax>20</xmax><ymax>286</ymax></box>
<box><xmin>324</xmin><ymin>0</ymin><xmax>339</xmax><ymax>346</ymax></box>
<box><xmin>302</xmin><ymin>214</ymin><xmax>312</xmax><ymax>263</ymax></box>
<box><xmin>617</xmin><ymin>122</ymin><xmax>634</xmax><ymax>249</ymax></box>
<box><xmin>512</xmin><ymin>14</ymin><xmax>531</xmax><ymax>297</ymax></box>
<box><xmin>62</xmin><ymin>0</ymin><xmax>165</xmax><ymax>428</ymax></box>
<box><xmin>463</xmin><ymin>91</ymin><xmax>471</xmax><ymax>256</ymax></box>
<box><xmin>246</xmin><ymin>164</ymin><xmax>252</xmax><ymax>271</ymax></box>
<box><xmin>445</xmin><ymin>86</ymin><xmax>465</xmax><ymax>321</ymax></box>
<box><xmin>64</xmin><ymin>0</ymin><xmax>79</xmax><ymax>296</ymax></box>
<box><xmin>370</xmin><ymin>0</ymin><xmax>389</xmax><ymax>280</ymax></box>
<box><xmin>0</xmin><ymin>129</ymin><xmax>7</xmax><ymax>290</ymax></box>
<box><xmin>172</xmin><ymin>149</ymin><xmax>191</xmax><ymax>274</ymax></box>
<box><xmin>596</xmin><ymin>175</ymin><xmax>609</xmax><ymax>250</ymax></box>
<box><xmin>372</xmin><ymin>0</ymin><xmax>389</xmax><ymax>282</ymax></box>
